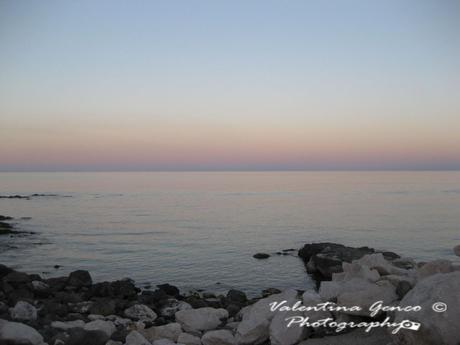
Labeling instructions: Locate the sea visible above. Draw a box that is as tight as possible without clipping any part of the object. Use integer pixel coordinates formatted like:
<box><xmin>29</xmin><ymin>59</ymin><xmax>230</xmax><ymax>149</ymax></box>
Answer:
<box><xmin>1</xmin><ymin>171</ymin><xmax>459</xmax><ymax>296</ymax></box>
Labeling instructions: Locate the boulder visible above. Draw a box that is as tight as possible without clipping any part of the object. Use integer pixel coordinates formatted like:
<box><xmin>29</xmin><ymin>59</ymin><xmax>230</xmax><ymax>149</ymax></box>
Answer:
<box><xmin>9</xmin><ymin>301</ymin><xmax>38</xmax><ymax>321</ymax></box>
<box><xmin>159</xmin><ymin>299</ymin><xmax>192</xmax><ymax>318</ymax></box>
<box><xmin>226</xmin><ymin>289</ymin><xmax>247</xmax><ymax>305</ymax></box>
<box><xmin>124</xmin><ymin>304</ymin><xmax>157</xmax><ymax>321</ymax></box>
<box><xmin>336</xmin><ymin>278</ymin><xmax>398</xmax><ymax>316</ymax></box>
<box><xmin>202</xmin><ymin>329</ymin><xmax>236</xmax><ymax>345</ymax></box>
<box><xmin>157</xmin><ymin>283</ymin><xmax>180</xmax><ymax>297</ymax></box>
<box><xmin>0</xmin><ymin>319</ymin><xmax>46</xmax><ymax>345</ymax></box>
<box><xmin>68</xmin><ymin>270</ymin><xmax>92</xmax><ymax>288</ymax></box>
<box><xmin>84</xmin><ymin>320</ymin><xmax>116</xmax><ymax>337</ymax></box>
<box><xmin>175</xmin><ymin>307</ymin><xmax>228</xmax><ymax>332</ymax></box>
<box><xmin>302</xmin><ymin>290</ymin><xmax>331</xmax><ymax>322</ymax></box>
<box><xmin>338</xmin><ymin>262</ymin><xmax>380</xmax><ymax>282</ymax></box>
<box><xmin>416</xmin><ymin>259</ymin><xmax>454</xmax><ymax>281</ymax></box>
<box><xmin>152</xmin><ymin>339</ymin><xmax>176</xmax><ymax>345</ymax></box>
<box><xmin>125</xmin><ymin>330</ymin><xmax>151</xmax><ymax>345</ymax></box>
<box><xmin>51</xmin><ymin>320</ymin><xmax>85</xmax><ymax>330</ymax></box>
<box><xmin>353</xmin><ymin>253</ymin><xmax>406</xmax><ymax>276</ymax></box>
<box><xmin>393</xmin><ymin>271</ymin><xmax>460</xmax><ymax>345</ymax></box>
<box><xmin>269</xmin><ymin>306</ymin><xmax>308</xmax><ymax>345</ymax></box>
<box><xmin>177</xmin><ymin>332</ymin><xmax>201</xmax><ymax>345</ymax></box>
<box><xmin>67</xmin><ymin>328</ymin><xmax>110</xmax><ymax>345</ymax></box>
<box><xmin>141</xmin><ymin>323</ymin><xmax>182</xmax><ymax>342</ymax></box>
<box><xmin>235</xmin><ymin>289</ymin><xmax>298</xmax><ymax>345</ymax></box>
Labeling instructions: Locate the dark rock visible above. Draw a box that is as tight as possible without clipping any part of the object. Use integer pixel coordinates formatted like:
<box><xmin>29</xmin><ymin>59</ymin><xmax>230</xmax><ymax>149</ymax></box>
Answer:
<box><xmin>68</xmin><ymin>270</ymin><xmax>92</xmax><ymax>288</ymax></box>
<box><xmin>253</xmin><ymin>253</ymin><xmax>270</xmax><ymax>259</ymax></box>
<box><xmin>226</xmin><ymin>303</ymin><xmax>242</xmax><ymax>317</ymax></box>
<box><xmin>298</xmin><ymin>242</ymin><xmax>376</xmax><ymax>281</ymax></box>
<box><xmin>67</xmin><ymin>328</ymin><xmax>109</xmax><ymax>345</ymax></box>
<box><xmin>157</xmin><ymin>283</ymin><xmax>180</xmax><ymax>297</ymax></box>
<box><xmin>261</xmin><ymin>288</ymin><xmax>281</xmax><ymax>297</ymax></box>
<box><xmin>111</xmin><ymin>328</ymin><xmax>129</xmax><ymax>342</ymax></box>
<box><xmin>111</xmin><ymin>279</ymin><xmax>138</xmax><ymax>299</ymax></box>
<box><xmin>89</xmin><ymin>298</ymin><xmax>117</xmax><ymax>316</ymax></box>
<box><xmin>226</xmin><ymin>289</ymin><xmax>247</xmax><ymax>304</ymax></box>
<box><xmin>3</xmin><ymin>271</ymin><xmax>31</xmax><ymax>285</ymax></box>
<box><xmin>55</xmin><ymin>291</ymin><xmax>83</xmax><ymax>304</ymax></box>
<box><xmin>0</xmin><ymin>215</ymin><xmax>13</xmax><ymax>221</ymax></box>
<box><xmin>396</xmin><ymin>280</ymin><xmax>412</xmax><ymax>299</ymax></box>
<box><xmin>40</xmin><ymin>300</ymin><xmax>69</xmax><ymax>318</ymax></box>
<box><xmin>45</xmin><ymin>276</ymin><xmax>68</xmax><ymax>292</ymax></box>
<box><xmin>184</xmin><ymin>295</ymin><xmax>207</xmax><ymax>309</ymax></box>
<box><xmin>90</xmin><ymin>282</ymin><xmax>114</xmax><ymax>298</ymax></box>
<box><xmin>379</xmin><ymin>251</ymin><xmax>401</xmax><ymax>261</ymax></box>
<box><xmin>0</xmin><ymin>264</ymin><xmax>13</xmax><ymax>278</ymax></box>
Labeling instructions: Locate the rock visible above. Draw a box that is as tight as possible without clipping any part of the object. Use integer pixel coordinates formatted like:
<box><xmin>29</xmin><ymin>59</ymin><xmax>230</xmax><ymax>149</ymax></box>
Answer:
<box><xmin>226</xmin><ymin>289</ymin><xmax>247</xmax><ymax>305</ymax></box>
<box><xmin>159</xmin><ymin>299</ymin><xmax>192</xmax><ymax>318</ymax></box>
<box><xmin>336</xmin><ymin>278</ymin><xmax>397</xmax><ymax>316</ymax></box>
<box><xmin>152</xmin><ymin>339</ymin><xmax>176</xmax><ymax>345</ymax></box>
<box><xmin>396</xmin><ymin>280</ymin><xmax>413</xmax><ymax>299</ymax></box>
<box><xmin>157</xmin><ymin>283</ymin><xmax>180</xmax><ymax>297</ymax></box>
<box><xmin>124</xmin><ymin>304</ymin><xmax>158</xmax><ymax>321</ymax></box>
<box><xmin>338</xmin><ymin>262</ymin><xmax>380</xmax><ymax>282</ymax></box>
<box><xmin>51</xmin><ymin>320</ymin><xmax>84</xmax><ymax>330</ymax></box>
<box><xmin>201</xmin><ymin>329</ymin><xmax>236</xmax><ymax>345</ymax></box>
<box><xmin>236</xmin><ymin>289</ymin><xmax>298</xmax><ymax>345</ymax></box>
<box><xmin>298</xmin><ymin>243</ymin><xmax>375</xmax><ymax>280</ymax></box>
<box><xmin>67</xmin><ymin>328</ymin><xmax>110</xmax><ymax>345</ymax></box>
<box><xmin>3</xmin><ymin>271</ymin><xmax>31</xmax><ymax>285</ymax></box>
<box><xmin>68</xmin><ymin>270</ymin><xmax>93</xmax><ymax>288</ymax></box>
<box><xmin>416</xmin><ymin>259</ymin><xmax>454</xmax><ymax>281</ymax></box>
<box><xmin>90</xmin><ymin>298</ymin><xmax>117</xmax><ymax>316</ymax></box>
<box><xmin>454</xmin><ymin>244</ymin><xmax>460</xmax><ymax>257</ymax></box>
<box><xmin>318</xmin><ymin>280</ymin><xmax>342</xmax><ymax>301</ymax></box>
<box><xmin>0</xmin><ymin>319</ymin><xmax>46</xmax><ymax>345</ymax></box>
<box><xmin>253</xmin><ymin>253</ymin><xmax>270</xmax><ymax>259</ymax></box>
<box><xmin>84</xmin><ymin>320</ymin><xmax>116</xmax><ymax>337</ymax></box>
<box><xmin>393</xmin><ymin>271</ymin><xmax>460</xmax><ymax>345</ymax></box>
<box><xmin>106</xmin><ymin>341</ymin><xmax>123</xmax><ymax>345</ymax></box>
<box><xmin>10</xmin><ymin>301</ymin><xmax>38</xmax><ymax>321</ymax></box>
<box><xmin>298</xmin><ymin>328</ymin><xmax>391</xmax><ymax>345</ymax></box>
<box><xmin>175</xmin><ymin>307</ymin><xmax>228</xmax><ymax>332</ymax></box>
<box><xmin>177</xmin><ymin>332</ymin><xmax>201</xmax><ymax>345</ymax></box>
<box><xmin>302</xmin><ymin>290</ymin><xmax>331</xmax><ymax>322</ymax></box>
<box><xmin>111</xmin><ymin>279</ymin><xmax>139</xmax><ymax>299</ymax></box>
<box><xmin>125</xmin><ymin>330</ymin><xmax>151</xmax><ymax>345</ymax></box>
<box><xmin>353</xmin><ymin>253</ymin><xmax>405</xmax><ymax>276</ymax></box>
<box><xmin>141</xmin><ymin>323</ymin><xmax>182</xmax><ymax>342</ymax></box>
<box><xmin>269</xmin><ymin>306</ymin><xmax>308</xmax><ymax>345</ymax></box>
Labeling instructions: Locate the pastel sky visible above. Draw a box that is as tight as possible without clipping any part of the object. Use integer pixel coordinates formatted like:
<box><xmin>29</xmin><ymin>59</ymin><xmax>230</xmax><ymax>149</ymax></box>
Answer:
<box><xmin>1</xmin><ymin>0</ymin><xmax>459</xmax><ymax>171</ymax></box>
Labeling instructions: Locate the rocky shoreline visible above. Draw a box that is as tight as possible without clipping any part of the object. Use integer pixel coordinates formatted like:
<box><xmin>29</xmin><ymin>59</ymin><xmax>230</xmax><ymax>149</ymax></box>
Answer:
<box><xmin>1</xmin><ymin>215</ymin><xmax>459</xmax><ymax>345</ymax></box>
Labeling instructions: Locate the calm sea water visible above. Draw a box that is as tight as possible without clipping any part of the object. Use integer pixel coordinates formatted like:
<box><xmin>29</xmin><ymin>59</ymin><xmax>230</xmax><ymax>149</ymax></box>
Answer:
<box><xmin>1</xmin><ymin>172</ymin><xmax>460</xmax><ymax>295</ymax></box>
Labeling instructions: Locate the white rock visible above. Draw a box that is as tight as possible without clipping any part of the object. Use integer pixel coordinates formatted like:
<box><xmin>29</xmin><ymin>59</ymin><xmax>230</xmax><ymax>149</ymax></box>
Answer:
<box><xmin>31</xmin><ymin>280</ymin><xmax>49</xmax><ymax>291</ymax></box>
<box><xmin>84</xmin><ymin>319</ymin><xmax>116</xmax><ymax>337</ymax></box>
<box><xmin>175</xmin><ymin>307</ymin><xmax>228</xmax><ymax>332</ymax></box>
<box><xmin>202</xmin><ymin>329</ymin><xmax>236</xmax><ymax>345</ymax></box>
<box><xmin>177</xmin><ymin>332</ymin><xmax>202</xmax><ymax>345</ymax></box>
<box><xmin>51</xmin><ymin>320</ymin><xmax>85</xmax><ymax>330</ymax></box>
<box><xmin>0</xmin><ymin>319</ymin><xmax>46</xmax><ymax>345</ymax></box>
<box><xmin>393</xmin><ymin>271</ymin><xmax>460</xmax><ymax>345</ymax></box>
<box><xmin>235</xmin><ymin>289</ymin><xmax>298</xmax><ymax>345</ymax></box>
<box><xmin>354</xmin><ymin>253</ymin><xmax>406</xmax><ymax>276</ymax></box>
<box><xmin>318</xmin><ymin>281</ymin><xmax>342</xmax><ymax>301</ymax></box>
<box><xmin>341</xmin><ymin>262</ymin><xmax>380</xmax><ymax>282</ymax></box>
<box><xmin>337</xmin><ymin>278</ymin><xmax>397</xmax><ymax>316</ymax></box>
<box><xmin>302</xmin><ymin>290</ymin><xmax>331</xmax><ymax>322</ymax></box>
<box><xmin>106</xmin><ymin>315</ymin><xmax>132</xmax><ymax>327</ymax></box>
<box><xmin>125</xmin><ymin>330</ymin><xmax>151</xmax><ymax>345</ymax></box>
<box><xmin>10</xmin><ymin>301</ymin><xmax>38</xmax><ymax>321</ymax></box>
<box><xmin>141</xmin><ymin>322</ymin><xmax>182</xmax><ymax>342</ymax></box>
<box><xmin>125</xmin><ymin>304</ymin><xmax>158</xmax><ymax>322</ymax></box>
<box><xmin>269</xmin><ymin>305</ymin><xmax>308</xmax><ymax>345</ymax></box>
<box><xmin>454</xmin><ymin>244</ymin><xmax>460</xmax><ymax>257</ymax></box>
<box><xmin>416</xmin><ymin>259</ymin><xmax>454</xmax><ymax>281</ymax></box>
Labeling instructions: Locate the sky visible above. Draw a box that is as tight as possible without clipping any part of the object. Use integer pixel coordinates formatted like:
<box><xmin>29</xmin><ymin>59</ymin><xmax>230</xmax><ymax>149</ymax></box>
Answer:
<box><xmin>1</xmin><ymin>0</ymin><xmax>459</xmax><ymax>171</ymax></box>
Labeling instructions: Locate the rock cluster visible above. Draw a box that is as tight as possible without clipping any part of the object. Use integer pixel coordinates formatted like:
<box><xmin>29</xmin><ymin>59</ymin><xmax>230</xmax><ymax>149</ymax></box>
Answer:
<box><xmin>1</xmin><ymin>242</ymin><xmax>459</xmax><ymax>345</ymax></box>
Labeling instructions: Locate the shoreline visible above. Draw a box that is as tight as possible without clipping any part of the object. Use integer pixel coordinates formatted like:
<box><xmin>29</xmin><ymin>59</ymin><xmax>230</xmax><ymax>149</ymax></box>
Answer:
<box><xmin>1</xmin><ymin>214</ymin><xmax>460</xmax><ymax>344</ymax></box>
